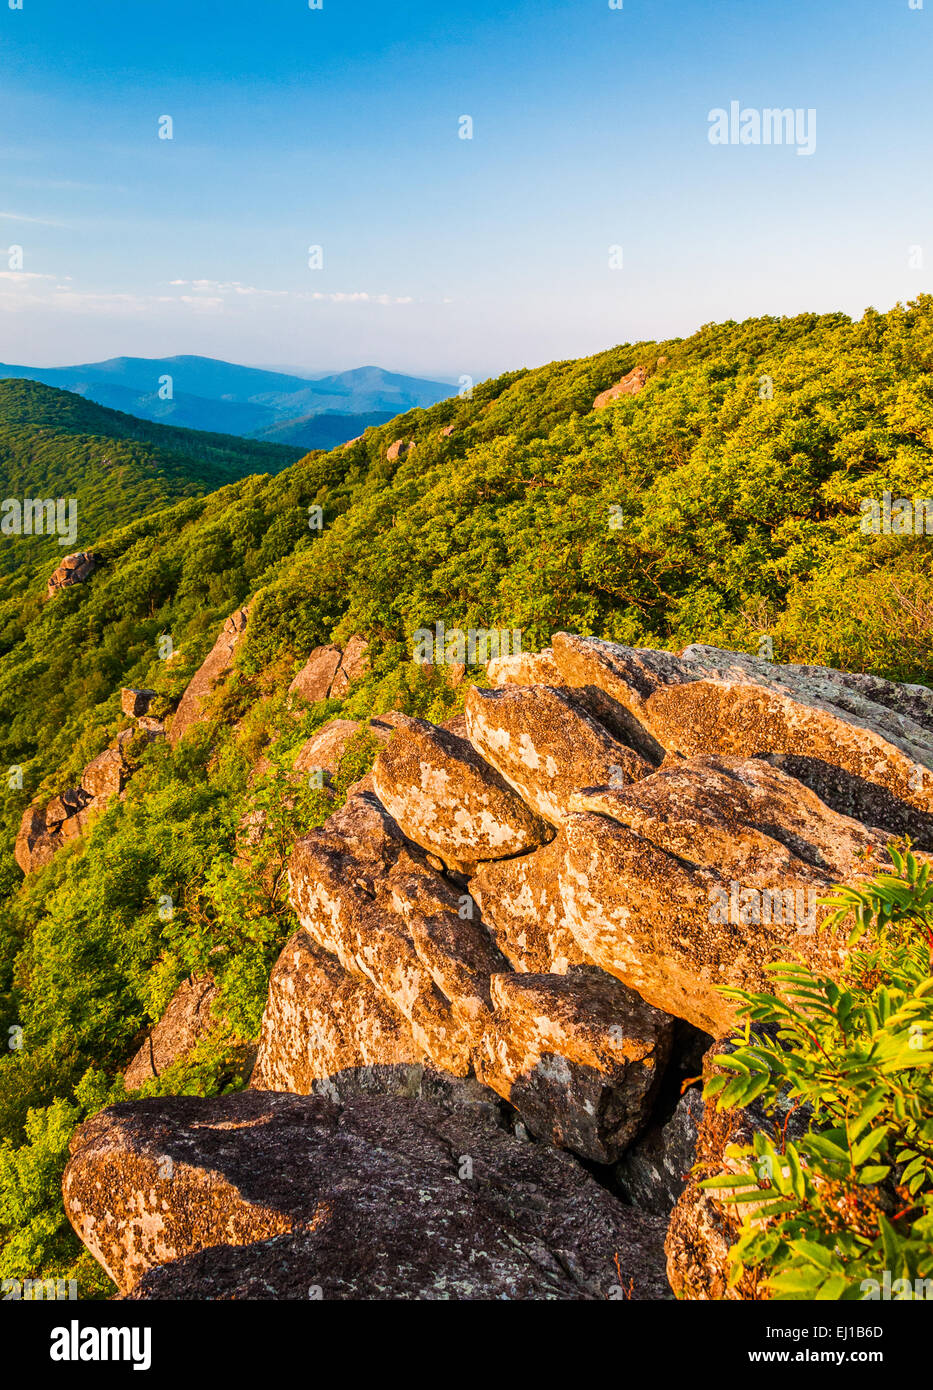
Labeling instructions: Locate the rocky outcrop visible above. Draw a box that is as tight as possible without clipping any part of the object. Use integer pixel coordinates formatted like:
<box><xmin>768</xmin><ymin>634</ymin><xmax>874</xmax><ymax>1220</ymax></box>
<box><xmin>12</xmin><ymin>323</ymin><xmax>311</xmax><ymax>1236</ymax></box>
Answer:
<box><xmin>124</xmin><ymin>977</ymin><xmax>219</xmax><ymax>1090</ymax></box>
<box><xmin>47</xmin><ymin>550</ymin><xmax>100</xmax><ymax>596</ymax></box>
<box><xmin>61</xmin><ymin>629</ymin><xmax>933</xmax><ymax>1299</ymax></box>
<box><xmin>552</xmin><ymin>632</ymin><xmax>933</xmax><ymax>847</ymax></box>
<box><xmin>465</xmin><ymin>683</ymin><xmax>651</xmax><ymax>824</ymax></box>
<box><xmin>169</xmin><ymin>605</ymin><xmax>250</xmax><ymax>746</ymax></box>
<box><xmin>593</xmin><ymin>366</ymin><xmax>648</xmax><ymax>411</ymax></box>
<box><xmin>386</xmin><ymin>438</ymin><xmax>414</xmax><ymax>461</ymax></box>
<box><xmin>272</xmin><ymin>784</ymin><xmax>673</xmax><ymax>1163</ymax></box>
<box><xmin>65</xmin><ymin>1090</ymin><xmax>670</xmax><ymax>1299</ymax></box>
<box><xmin>14</xmin><ymin>742</ymin><xmax>132</xmax><ymax>874</ymax></box>
<box><xmin>371</xmin><ymin>713</ymin><xmax>553</xmax><ymax>872</ymax></box>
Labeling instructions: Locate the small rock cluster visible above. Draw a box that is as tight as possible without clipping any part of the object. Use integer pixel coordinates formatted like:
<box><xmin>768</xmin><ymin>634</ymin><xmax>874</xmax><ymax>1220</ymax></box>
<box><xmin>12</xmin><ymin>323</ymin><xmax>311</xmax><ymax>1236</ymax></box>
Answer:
<box><xmin>15</xmin><ymin>688</ymin><xmax>165</xmax><ymax>875</ymax></box>
<box><xmin>46</xmin><ymin>550</ymin><xmax>100</xmax><ymax>596</ymax></box>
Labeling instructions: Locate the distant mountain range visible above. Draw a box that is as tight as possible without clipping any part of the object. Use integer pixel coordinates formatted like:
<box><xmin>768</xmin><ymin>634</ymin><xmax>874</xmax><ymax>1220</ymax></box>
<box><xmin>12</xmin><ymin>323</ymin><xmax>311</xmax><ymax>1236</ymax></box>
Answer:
<box><xmin>0</xmin><ymin>356</ymin><xmax>455</xmax><ymax>449</ymax></box>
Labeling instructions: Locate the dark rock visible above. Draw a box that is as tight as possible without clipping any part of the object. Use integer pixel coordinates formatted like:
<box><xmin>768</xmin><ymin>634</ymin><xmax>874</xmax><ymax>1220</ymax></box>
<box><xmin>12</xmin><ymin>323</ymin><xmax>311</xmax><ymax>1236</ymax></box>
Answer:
<box><xmin>63</xmin><ymin>1089</ymin><xmax>671</xmax><ymax>1299</ymax></box>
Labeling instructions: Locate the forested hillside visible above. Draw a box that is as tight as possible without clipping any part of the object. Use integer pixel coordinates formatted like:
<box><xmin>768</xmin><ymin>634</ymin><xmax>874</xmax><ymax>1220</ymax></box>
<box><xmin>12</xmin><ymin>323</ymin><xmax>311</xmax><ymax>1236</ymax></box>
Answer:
<box><xmin>2</xmin><ymin>298</ymin><xmax>932</xmax><ymax>1297</ymax></box>
<box><xmin>0</xmin><ymin>379</ymin><xmax>301</xmax><ymax>578</ymax></box>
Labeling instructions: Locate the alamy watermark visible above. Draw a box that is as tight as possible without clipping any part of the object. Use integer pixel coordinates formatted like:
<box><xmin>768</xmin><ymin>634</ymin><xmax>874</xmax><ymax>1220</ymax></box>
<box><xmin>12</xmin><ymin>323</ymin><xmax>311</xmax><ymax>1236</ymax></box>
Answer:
<box><xmin>0</xmin><ymin>497</ymin><xmax>77</xmax><ymax>546</ymax></box>
<box><xmin>708</xmin><ymin>102</ymin><xmax>816</xmax><ymax>157</ymax></box>
<box><xmin>860</xmin><ymin>1272</ymin><xmax>933</xmax><ymax>1300</ymax></box>
<box><xmin>860</xmin><ymin>491</ymin><xmax>933</xmax><ymax>535</ymax></box>
<box><xmin>708</xmin><ymin>881</ymin><xmax>817</xmax><ymax>934</ymax></box>
<box><xmin>413</xmin><ymin>621</ymin><xmax>522</xmax><ymax>666</ymax></box>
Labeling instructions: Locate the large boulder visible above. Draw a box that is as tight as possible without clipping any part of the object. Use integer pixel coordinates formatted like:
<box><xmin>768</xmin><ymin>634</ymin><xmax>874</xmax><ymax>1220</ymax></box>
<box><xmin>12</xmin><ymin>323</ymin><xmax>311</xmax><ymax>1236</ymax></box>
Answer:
<box><xmin>288</xmin><ymin>644</ymin><xmax>343</xmax><ymax>704</ymax></box>
<box><xmin>292</xmin><ymin>718</ymin><xmax>362</xmax><ymax>778</ymax></box>
<box><xmin>479</xmin><ymin>966</ymin><xmax>673</xmax><ymax>1163</ymax></box>
<box><xmin>15</xmin><ymin>786</ymin><xmax>98</xmax><ymax>874</ymax></box>
<box><xmin>252</xmin><ymin>928</ymin><xmax>427</xmax><ymax>1089</ymax></box>
<box><xmin>287</xmin><ymin>790</ymin><xmax>507</xmax><ymax>1070</ymax></box>
<box><xmin>330</xmin><ymin>635</ymin><xmax>369</xmax><ymax>698</ymax></box>
<box><xmin>14</xmin><ymin>805</ymin><xmax>58</xmax><ymax>874</ymax></box>
<box><xmin>552</xmin><ymin>633</ymin><xmax>933</xmax><ymax>847</ymax></box>
<box><xmin>80</xmin><ymin>746</ymin><xmax>128</xmax><ymax>800</ymax></box>
<box><xmin>169</xmin><ymin>605</ymin><xmax>250</xmax><ymax>746</ymax></box>
<box><xmin>251</xmin><ymin>930</ymin><xmax>501</xmax><ymax>1116</ymax></box>
<box><xmin>464</xmin><ymin>683</ymin><xmax>651</xmax><ymax>825</ymax></box>
<box><xmin>559</xmin><ymin>755</ymin><xmax>888</xmax><ymax>1034</ymax></box>
<box><xmin>64</xmin><ymin>1090</ymin><xmax>670</xmax><ymax>1299</ymax></box>
<box><xmin>371</xmin><ymin>713</ymin><xmax>553</xmax><ymax>872</ymax></box>
<box><xmin>124</xmin><ymin>977</ymin><xmax>219</xmax><ymax>1090</ymax></box>
<box><xmin>121</xmin><ymin>688</ymin><xmax>156</xmax><ymax>718</ymax></box>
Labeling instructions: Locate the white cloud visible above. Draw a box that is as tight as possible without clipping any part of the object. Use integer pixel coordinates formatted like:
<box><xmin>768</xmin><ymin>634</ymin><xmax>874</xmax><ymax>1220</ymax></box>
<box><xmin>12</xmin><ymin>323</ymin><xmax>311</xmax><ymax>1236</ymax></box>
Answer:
<box><xmin>0</xmin><ymin>210</ymin><xmax>70</xmax><ymax>227</ymax></box>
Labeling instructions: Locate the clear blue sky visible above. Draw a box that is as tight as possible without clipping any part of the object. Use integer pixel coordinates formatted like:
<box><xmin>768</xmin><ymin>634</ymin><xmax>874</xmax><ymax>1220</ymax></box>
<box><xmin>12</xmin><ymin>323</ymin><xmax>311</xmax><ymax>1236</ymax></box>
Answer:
<box><xmin>0</xmin><ymin>0</ymin><xmax>930</xmax><ymax>378</ymax></box>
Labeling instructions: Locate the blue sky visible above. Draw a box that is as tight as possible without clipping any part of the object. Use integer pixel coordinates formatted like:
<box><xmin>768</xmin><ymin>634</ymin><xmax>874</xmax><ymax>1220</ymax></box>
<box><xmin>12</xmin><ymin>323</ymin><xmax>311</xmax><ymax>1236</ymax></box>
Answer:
<box><xmin>0</xmin><ymin>0</ymin><xmax>930</xmax><ymax>378</ymax></box>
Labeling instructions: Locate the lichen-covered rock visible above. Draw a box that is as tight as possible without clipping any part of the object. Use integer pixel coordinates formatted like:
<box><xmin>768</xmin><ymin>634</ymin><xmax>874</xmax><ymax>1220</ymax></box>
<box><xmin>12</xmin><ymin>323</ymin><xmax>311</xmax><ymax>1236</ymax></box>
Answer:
<box><xmin>252</xmin><ymin>928</ymin><xmax>427</xmax><ymax>1088</ymax></box>
<box><xmin>469</xmin><ymin>836</ymin><xmax>587</xmax><ymax>973</ymax></box>
<box><xmin>552</xmin><ymin>633</ymin><xmax>933</xmax><ymax>847</ymax></box>
<box><xmin>65</xmin><ymin>1089</ymin><xmax>671</xmax><ymax>1299</ymax></box>
<box><xmin>121</xmin><ymin>688</ymin><xmax>157</xmax><ymax>718</ymax></box>
<box><xmin>559</xmin><ymin>755</ymin><xmax>889</xmax><ymax>1034</ymax></box>
<box><xmin>680</xmin><ymin>645</ymin><xmax>933</xmax><ymax>731</ymax></box>
<box><xmin>551</xmin><ymin>632</ymin><xmax>682</xmax><ymax>760</ymax></box>
<box><xmin>371</xmin><ymin>712</ymin><xmax>553</xmax><ymax>871</ymax></box>
<box><xmin>330</xmin><ymin>635</ymin><xmax>369</xmax><ymax>698</ymax></box>
<box><xmin>648</xmin><ymin>675</ymin><xmax>933</xmax><ymax>849</ymax></box>
<box><xmin>169</xmin><ymin>604</ymin><xmax>250</xmax><ymax>746</ymax></box>
<box><xmin>251</xmin><ymin>929</ymin><xmax>502</xmax><ymax>1116</ymax></box>
<box><xmin>124</xmin><ymin>977</ymin><xmax>219</xmax><ymax>1090</ymax></box>
<box><xmin>80</xmin><ymin>746</ymin><xmax>128</xmax><ymax>800</ymax></box>
<box><xmin>464</xmin><ymin>683</ymin><xmax>651</xmax><ymax>825</ymax></box>
<box><xmin>288</xmin><ymin>790</ymin><xmax>507</xmax><ymax>1069</ymax></box>
<box><xmin>479</xmin><ymin>966</ymin><xmax>673</xmax><ymax>1163</ymax></box>
<box><xmin>486</xmin><ymin>647</ymin><xmax>563</xmax><ymax>687</ymax></box>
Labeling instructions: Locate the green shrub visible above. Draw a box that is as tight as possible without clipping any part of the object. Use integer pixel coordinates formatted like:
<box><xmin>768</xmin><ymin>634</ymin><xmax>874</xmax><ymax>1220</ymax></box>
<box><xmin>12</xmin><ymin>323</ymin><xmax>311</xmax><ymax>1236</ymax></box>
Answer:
<box><xmin>703</xmin><ymin>848</ymin><xmax>933</xmax><ymax>1299</ymax></box>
